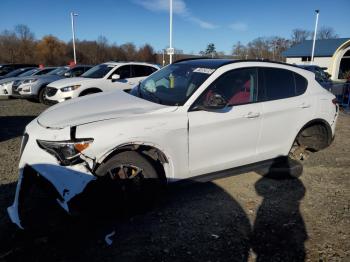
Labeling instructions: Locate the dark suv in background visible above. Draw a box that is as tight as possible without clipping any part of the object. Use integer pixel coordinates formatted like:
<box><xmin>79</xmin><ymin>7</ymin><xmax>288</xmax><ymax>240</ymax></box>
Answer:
<box><xmin>298</xmin><ymin>65</ymin><xmax>333</xmax><ymax>90</ymax></box>
<box><xmin>0</xmin><ymin>64</ymin><xmax>38</xmax><ymax>76</ymax></box>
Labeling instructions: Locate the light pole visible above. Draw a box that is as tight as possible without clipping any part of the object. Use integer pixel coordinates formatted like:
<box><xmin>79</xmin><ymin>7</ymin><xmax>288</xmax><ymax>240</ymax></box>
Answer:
<box><xmin>311</xmin><ymin>10</ymin><xmax>319</xmax><ymax>64</ymax></box>
<box><xmin>70</xmin><ymin>11</ymin><xmax>78</xmax><ymax>64</ymax></box>
<box><xmin>169</xmin><ymin>0</ymin><xmax>173</xmax><ymax>63</ymax></box>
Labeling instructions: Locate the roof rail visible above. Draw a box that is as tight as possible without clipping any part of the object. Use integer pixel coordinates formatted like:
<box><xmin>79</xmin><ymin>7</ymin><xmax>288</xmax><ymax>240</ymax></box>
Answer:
<box><xmin>173</xmin><ymin>57</ymin><xmax>302</xmax><ymax>69</ymax></box>
<box><xmin>172</xmin><ymin>57</ymin><xmax>212</xmax><ymax>64</ymax></box>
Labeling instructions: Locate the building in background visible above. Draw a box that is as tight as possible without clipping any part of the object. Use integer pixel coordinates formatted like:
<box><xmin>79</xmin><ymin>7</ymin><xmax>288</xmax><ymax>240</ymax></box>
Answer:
<box><xmin>282</xmin><ymin>38</ymin><xmax>350</xmax><ymax>81</ymax></box>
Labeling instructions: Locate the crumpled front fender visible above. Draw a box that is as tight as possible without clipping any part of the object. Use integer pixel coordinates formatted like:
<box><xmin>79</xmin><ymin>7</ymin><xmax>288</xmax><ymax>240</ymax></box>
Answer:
<box><xmin>7</xmin><ymin>163</ymin><xmax>96</xmax><ymax>229</ymax></box>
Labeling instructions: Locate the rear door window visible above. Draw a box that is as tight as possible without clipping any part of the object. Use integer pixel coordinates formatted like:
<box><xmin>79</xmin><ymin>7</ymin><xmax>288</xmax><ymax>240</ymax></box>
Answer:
<box><xmin>261</xmin><ymin>68</ymin><xmax>296</xmax><ymax>101</ymax></box>
<box><xmin>132</xmin><ymin>65</ymin><xmax>157</xmax><ymax>78</ymax></box>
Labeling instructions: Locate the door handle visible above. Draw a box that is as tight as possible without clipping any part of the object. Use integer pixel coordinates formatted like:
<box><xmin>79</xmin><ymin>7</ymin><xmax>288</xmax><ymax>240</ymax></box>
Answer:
<box><xmin>128</xmin><ymin>82</ymin><xmax>135</xmax><ymax>85</ymax></box>
<box><xmin>300</xmin><ymin>103</ymin><xmax>311</xmax><ymax>109</ymax></box>
<box><xmin>244</xmin><ymin>112</ymin><xmax>260</xmax><ymax>118</ymax></box>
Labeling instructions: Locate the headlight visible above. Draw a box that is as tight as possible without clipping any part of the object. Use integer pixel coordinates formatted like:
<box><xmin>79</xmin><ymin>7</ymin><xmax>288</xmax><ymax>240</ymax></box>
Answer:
<box><xmin>37</xmin><ymin>138</ymin><xmax>93</xmax><ymax>166</ymax></box>
<box><xmin>61</xmin><ymin>84</ymin><xmax>81</xmax><ymax>92</ymax></box>
<box><xmin>22</xmin><ymin>78</ymin><xmax>37</xmax><ymax>84</ymax></box>
<box><xmin>21</xmin><ymin>86</ymin><xmax>31</xmax><ymax>92</ymax></box>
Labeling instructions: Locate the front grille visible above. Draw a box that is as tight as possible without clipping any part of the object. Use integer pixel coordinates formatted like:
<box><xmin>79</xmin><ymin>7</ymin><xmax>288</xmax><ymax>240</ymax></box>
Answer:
<box><xmin>46</xmin><ymin>87</ymin><xmax>58</xmax><ymax>97</ymax></box>
<box><xmin>12</xmin><ymin>85</ymin><xmax>20</xmax><ymax>95</ymax></box>
<box><xmin>12</xmin><ymin>80</ymin><xmax>22</xmax><ymax>88</ymax></box>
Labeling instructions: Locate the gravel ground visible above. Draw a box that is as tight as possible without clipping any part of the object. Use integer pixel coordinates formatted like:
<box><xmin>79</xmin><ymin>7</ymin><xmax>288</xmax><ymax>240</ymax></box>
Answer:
<box><xmin>0</xmin><ymin>97</ymin><xmax>349</xmax><ymax>262</ymax></box>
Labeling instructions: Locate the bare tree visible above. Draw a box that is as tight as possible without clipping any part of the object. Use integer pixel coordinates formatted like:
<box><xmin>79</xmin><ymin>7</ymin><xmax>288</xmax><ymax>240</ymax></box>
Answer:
<box><xmin>14</xmin><ymin>24</ymin><xmax>36</xmax><ymax>63</ymax></box>
<box><xmin>137</xmin><ymin>44</ymin><xmax>156</xmax><ymax>62</ymax></box>
<box><xmin>232</xmin><ymin>41</ymin><xmax>248</xmax><ymax>59</ymax></box>
<box><xmin>36</xmin><ymin>35</ymin><xmax>68</xmax><ymax>65</ymax></box>
<box><xmin>317</xmin><ymin>26</ymin><xmax>339</xmax><ymax>40</ymax></box>
<box><xmin>291</xmin><ymin>29</ymin><xmax>311</xmax><ymax>45</ymax></box>
<box><xmin>0</xmin><ymin>30</ymin><xmax>19</xmax><ymax>63</ymax></box>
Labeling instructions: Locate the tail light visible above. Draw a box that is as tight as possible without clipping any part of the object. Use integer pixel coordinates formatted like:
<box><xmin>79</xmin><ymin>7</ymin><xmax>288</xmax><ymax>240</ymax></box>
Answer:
<box><xmin>332</xmin><ymin>98</ymin><xmax>337</xmax><ymax>105</ymax></box>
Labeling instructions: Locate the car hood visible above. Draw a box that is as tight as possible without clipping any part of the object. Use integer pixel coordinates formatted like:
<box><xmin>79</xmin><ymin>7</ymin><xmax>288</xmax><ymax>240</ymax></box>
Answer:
<box><xmin>37</xmin><ymin>90</ymin><xmax>177</xmax><ymax>129</ymax></box>
<box><xmin>15</xmin><ymin>74</ymin><xmax>63</xmax><ymax>82</ymax></box>
<box><xmin>47</xmin><ymin>77</ymin><xmax>93</xmax><ymax>88</ymax></box>
<box><xmin>0</xmin><ymin>77</ymin><xmax>17</xmax><ymax>84</ymax></box>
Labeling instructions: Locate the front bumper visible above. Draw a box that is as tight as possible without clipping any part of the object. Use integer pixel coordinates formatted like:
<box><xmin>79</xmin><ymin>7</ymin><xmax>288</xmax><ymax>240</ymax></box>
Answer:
<box><xmin>0</xmin><ymin>83</ymin><xmax>13</xmax><ymax>96</ymax></box>
<box><xmin>11</xmin><ymin>83</ymin><xmax>36</xmax><ymax>97</ymax></box>
<box><xmin>45</xmin><ymin>86</ymin><xmax>75</xmax><ymax>103</ymax></box>
<box><xmin>7</xmin><ymin>121</ymin><xmax>96</xmax><ymax>228</ymax></box>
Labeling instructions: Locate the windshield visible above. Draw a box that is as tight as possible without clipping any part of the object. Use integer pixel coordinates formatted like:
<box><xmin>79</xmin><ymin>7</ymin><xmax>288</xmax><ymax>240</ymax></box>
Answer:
<box><xmin>130</xmin><ymin>63</ymin><xmax>215</xmax><ymax>106</ymax></box>
<box><xmin>18</xmin><ymin>68</ymin><xmax>40</xmax><ymax>77</ymax></box>
<box><xmin>4</xmin><ymin>68</ymin><xmax>33</xmax><ymax>77</ymax></box>
<box><xmin>81</xmin><ymin>64</ymin><xmax>114</xmax><ymax>78</ymax></box>
<box><xmin>47</xmin><ymin>67</ymin><xmax>69</xmax><ymax>76</ymax></box>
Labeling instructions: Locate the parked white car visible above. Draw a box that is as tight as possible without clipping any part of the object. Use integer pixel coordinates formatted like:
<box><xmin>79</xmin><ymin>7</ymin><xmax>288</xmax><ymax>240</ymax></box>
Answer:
<box><xmin>45</xmin><ymin>61</ymin><xmax>160</xmax><ymax>103</ymax></box>
<box><xmin>8</xmin><ymin>59</ymin><xmax>338</xmax><ymax>228</ymax></box>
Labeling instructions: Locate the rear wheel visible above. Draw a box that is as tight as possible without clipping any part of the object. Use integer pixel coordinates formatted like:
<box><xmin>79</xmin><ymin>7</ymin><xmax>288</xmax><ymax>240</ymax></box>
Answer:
<box><xmin>289</xmin><ymin>124</ymin><xmax>329</xmax><ymax>161</ymax></box>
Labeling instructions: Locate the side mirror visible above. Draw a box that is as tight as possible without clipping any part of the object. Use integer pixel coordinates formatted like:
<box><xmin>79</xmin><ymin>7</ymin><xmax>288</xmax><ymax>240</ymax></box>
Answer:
<box><xmin>198</xmin><ymin>91</ymin><xmax>228</xmax><ymax>110</ymax></box>
<box><xmin>64</xmin><ymin>72</ymin><xmax>71</xmax><ymax>77</ymax></box>
<box><xmin>111</xmin><ymin>74</ymin><xmax>120</xmax><ymax>80</ymax></box>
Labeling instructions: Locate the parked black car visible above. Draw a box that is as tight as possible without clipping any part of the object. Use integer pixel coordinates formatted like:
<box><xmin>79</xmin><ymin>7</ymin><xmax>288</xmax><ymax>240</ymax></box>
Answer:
<box><xmin>0</xmin><ymin>67</ymin><xmax>37</xmax><ymax>80</ymax></box>
<box><xmin>298</xmin><ymin>65</ymin><xmax>333</xmax><ymax>90</ymax></box>
<box><xmin>0</xmin><ymin>64</ymin><xmax>38</xmax><ymax>76</ymax></box>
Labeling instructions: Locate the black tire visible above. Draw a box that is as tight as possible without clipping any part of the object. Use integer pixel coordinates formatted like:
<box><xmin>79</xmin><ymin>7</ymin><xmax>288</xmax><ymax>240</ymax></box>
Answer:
<box><xmin>93</xmin><ymin>151</ymin><xmax>162</xmax><ymax>215</ymax></box>
<box><xmin>38</xmin><ymin>86</ymin><xmax>47</xmax><ymax>104</ymax></box>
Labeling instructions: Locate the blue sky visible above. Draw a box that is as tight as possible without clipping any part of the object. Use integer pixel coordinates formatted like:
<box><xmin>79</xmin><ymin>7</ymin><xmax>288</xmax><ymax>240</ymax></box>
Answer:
<box><xmin>1</xmin><ymin>0</ymin><xmax>349</xmax><ymax>54</ymax></box>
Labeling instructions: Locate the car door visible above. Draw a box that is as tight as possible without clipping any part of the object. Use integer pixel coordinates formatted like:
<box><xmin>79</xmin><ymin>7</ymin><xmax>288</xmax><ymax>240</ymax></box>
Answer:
<box><xmin>108</xmin><ymin>65</ymin><xmax>133</xmax><ymax>90</ymax></box>
<box><xmin>188</xmin><ymin>67</ymin><xmax>263</xmax><ymax>176</ymax></box>
<box><xmin>257</xmin><ymin>67</ymin><xmax>310</xmax><ymax>160</ymax></box>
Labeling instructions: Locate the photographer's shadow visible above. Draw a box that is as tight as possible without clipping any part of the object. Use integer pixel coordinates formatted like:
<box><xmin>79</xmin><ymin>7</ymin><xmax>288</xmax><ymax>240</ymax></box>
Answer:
<box><xmin>252</xmin><ymin>157</ymin><xmax>307</xmax><ymax>261</ymax></box>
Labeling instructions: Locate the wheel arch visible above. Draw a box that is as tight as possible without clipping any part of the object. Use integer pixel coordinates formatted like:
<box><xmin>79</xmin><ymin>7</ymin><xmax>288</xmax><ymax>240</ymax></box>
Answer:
<box><xmin>95</xmin><ymin>142</ymin><xmax>173</xmax><ymax>182</ymax></box>
<box><xmin>79</xmin><ymin>87</ymin><xmax>103</xmax><ymax>96</ymax></box>
<box><xmin>292</xmin><ymin>118</ymin><xmax>333</xmax><ymax>151</ymax></box>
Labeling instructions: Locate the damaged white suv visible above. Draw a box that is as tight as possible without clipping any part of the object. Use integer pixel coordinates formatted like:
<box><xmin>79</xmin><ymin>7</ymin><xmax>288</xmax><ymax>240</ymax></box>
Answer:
<box><xmin>8</xmin><ymin>59</ymin><xmax>338</xmax><ymax>228</ymax></box>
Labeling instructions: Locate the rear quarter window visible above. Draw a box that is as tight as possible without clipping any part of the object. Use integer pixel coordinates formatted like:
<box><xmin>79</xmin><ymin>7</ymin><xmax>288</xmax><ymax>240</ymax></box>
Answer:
<box><xmin>294</xmin><ymin>73</ymin><xmax>308</xmax><ymax>96</ymax></box>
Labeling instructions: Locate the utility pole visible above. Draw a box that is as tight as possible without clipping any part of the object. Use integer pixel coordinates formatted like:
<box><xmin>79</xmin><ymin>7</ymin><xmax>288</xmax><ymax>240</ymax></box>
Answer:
<box><xmin>70</xmin><ymin>12</ymin><xmax>78</xmax><ymax>64</ymax></box>
<box><xmin>311</xmin><ymin>10</ymin><xmax>319</xmax><ymax>64</ymax></box>
<box><xmin>169</xmin><ymin>0</ymin><xmax>173</xmax><ymax>63</ymax></box>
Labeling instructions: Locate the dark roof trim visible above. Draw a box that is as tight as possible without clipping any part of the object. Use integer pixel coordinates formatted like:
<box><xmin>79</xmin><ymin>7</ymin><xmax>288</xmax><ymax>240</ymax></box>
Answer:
<box><xmin>173</xmin><ymin>58</ymin><xmax>302</xmax><ymax>70</ymax></box>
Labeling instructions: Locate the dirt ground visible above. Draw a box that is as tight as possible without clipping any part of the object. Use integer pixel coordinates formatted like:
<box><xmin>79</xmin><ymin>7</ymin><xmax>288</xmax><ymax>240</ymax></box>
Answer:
<box><xmin>0</xmin><ymin>97</ymin><xmax>349</xmax><ymax>262</ymax></box>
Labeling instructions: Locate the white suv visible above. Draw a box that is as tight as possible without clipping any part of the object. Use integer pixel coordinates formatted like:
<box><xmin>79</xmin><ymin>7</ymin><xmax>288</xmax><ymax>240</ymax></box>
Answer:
<box><xmin>45</xmin><ymin>61</ymin><xmax>159</xmax><ymax>103</ymax></box>
<box><xmin>8</xmin><ymin>59</ymin><xmax>338</xmax><ymax>228</ymax></box>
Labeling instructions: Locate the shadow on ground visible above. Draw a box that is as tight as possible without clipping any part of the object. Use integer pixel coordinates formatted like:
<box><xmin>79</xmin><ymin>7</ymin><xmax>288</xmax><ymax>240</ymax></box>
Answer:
<box><xmin>0</xmin><ymin>158</ymin><xmax>307</xmax><ymax>262</ymax></box>
<box><xmin>0</xmin><ymin>116</ymin><xmax>36</xmax><ymax>142</ymax></box>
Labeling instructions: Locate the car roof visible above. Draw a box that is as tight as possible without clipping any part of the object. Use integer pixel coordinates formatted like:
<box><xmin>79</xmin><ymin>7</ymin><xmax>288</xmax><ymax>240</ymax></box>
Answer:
<box><xmin>173</xmin><ymin>58</ymin><xmax>301</xmax><ymax>70</ymax></box>
<box><xmin>102</xmin><ymin>61</ymin><xmax>159</xmax><ymax>67</ymax></box>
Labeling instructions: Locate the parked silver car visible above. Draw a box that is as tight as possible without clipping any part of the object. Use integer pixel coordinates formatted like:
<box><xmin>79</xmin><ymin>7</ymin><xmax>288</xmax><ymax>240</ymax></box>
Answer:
<box><xmin>11</xmin><ymin>65</ymin><xmax>92</xmax><ymax>103</ymax></box>
<box><xmin>0</xmin><ymin>67</ymin><xmax>57</xmax><ymax>96</ymax></box>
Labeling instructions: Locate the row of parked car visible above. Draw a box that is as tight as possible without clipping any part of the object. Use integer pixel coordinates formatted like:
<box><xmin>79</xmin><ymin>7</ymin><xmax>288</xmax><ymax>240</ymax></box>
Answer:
<box><xmin>0</xmin><ymin>62</ymin><xmax>160</xmax><ymax>104</ymax></box>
